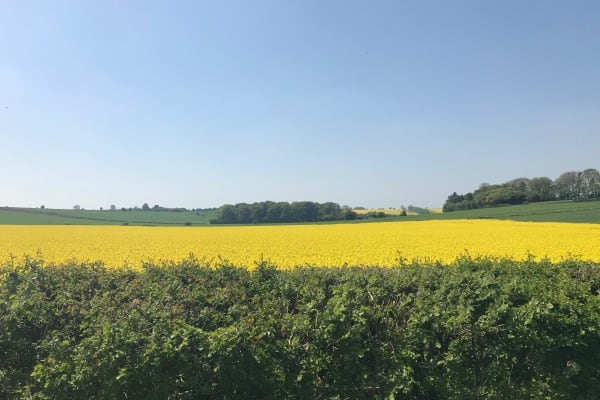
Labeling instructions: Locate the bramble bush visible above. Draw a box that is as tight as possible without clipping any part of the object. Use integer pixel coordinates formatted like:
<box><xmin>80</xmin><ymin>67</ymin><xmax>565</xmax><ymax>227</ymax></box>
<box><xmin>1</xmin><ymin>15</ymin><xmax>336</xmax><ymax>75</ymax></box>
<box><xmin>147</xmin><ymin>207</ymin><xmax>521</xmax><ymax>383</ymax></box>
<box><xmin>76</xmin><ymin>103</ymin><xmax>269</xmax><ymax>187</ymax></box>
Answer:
<box><xmin>1</xmin><ymin>256</ymin><xmax>599</xmax><ymax>399</ymax></box>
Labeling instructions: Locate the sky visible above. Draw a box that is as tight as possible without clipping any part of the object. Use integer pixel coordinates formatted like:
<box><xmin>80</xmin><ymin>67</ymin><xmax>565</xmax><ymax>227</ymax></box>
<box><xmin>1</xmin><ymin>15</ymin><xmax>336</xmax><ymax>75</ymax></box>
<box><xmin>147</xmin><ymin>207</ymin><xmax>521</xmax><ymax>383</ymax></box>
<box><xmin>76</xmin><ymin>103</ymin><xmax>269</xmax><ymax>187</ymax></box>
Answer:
<box><xmin>1</xmin><ymin>0</ymin><xmax>599</xmax><ymax>210</ymax></box>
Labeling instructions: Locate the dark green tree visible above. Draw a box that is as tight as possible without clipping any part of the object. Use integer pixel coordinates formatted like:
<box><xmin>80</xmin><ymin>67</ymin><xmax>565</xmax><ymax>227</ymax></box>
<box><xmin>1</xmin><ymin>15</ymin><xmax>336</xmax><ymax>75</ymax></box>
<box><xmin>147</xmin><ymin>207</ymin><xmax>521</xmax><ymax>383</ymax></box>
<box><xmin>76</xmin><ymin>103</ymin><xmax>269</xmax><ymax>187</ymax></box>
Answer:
<box><xmin>581</xmin><ymin>168</ymin><xmax>600</xmax><ymax>198</ymax></box>
<box><xmin>216</xmin><ymin>204</ymin><xmax>237</xmax><ymax>223</ymax></box>
<box><xmin>291</xmin><ymin>201</ymin><xmax>319</xmax><ymax>222</ymax></box>
<box><xmin>528</xmin><ymin>177</ymin><xmax>554</xmax><ymax>202</ymax></box>
<box><xmin>555</xmin><ymin>171</ymin><xmax>580</xmax><ymax>200</ymax></box>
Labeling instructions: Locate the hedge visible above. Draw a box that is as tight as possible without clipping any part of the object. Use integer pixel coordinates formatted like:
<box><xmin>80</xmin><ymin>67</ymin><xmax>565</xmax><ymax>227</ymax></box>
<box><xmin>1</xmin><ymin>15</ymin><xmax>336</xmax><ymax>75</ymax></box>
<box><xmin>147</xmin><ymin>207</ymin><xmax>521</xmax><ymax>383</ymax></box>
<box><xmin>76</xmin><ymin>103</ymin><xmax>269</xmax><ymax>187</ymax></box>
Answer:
<box><xmin>1</xmin><ymin>256</ymin><xmax>599</xmax><ymax>399</ymax></box>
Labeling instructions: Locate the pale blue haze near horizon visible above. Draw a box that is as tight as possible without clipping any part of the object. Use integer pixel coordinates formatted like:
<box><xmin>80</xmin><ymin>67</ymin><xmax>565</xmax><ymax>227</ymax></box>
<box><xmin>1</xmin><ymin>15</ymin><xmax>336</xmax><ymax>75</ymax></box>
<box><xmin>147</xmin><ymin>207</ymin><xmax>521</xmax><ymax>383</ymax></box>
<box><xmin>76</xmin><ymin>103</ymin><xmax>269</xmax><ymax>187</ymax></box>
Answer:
<box><xmin>1</xmin><ymin>0</ymin><xmax>599</xmax><ymax>209</ymax></box>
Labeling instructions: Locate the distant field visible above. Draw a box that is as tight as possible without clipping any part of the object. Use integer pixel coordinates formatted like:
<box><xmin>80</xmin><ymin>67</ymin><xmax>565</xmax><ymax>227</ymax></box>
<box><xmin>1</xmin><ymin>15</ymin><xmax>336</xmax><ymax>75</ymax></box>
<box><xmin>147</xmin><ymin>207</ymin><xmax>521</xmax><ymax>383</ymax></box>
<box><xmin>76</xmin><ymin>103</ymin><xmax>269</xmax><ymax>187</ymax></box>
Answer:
<box><xmin>353</xmin><ymin>208</ymin><xmax>437</xmax><ymax>216</ymax></box>
<box><xmin>0</xmin><ymin>207</ymin><xmax>216</xmax><ymax>225</ymax></box>
<box><xmin>2</xmin><ymin>200</ymin><xmax>600</xmax><ymax>225</ymax></box>
<box><xmin>403</xmin><ymin>200</ymin><xmax>600</xmax><ymax>224</ymax></box>
<box><xmin>353</xmin><ymin>208</ymin><xmax>409</xmax><ymax>215</ymax></box>
<box><xmin>346</xmin><ymin>201</ymin><xmax>600</xmax><ymax>224</ymax></box>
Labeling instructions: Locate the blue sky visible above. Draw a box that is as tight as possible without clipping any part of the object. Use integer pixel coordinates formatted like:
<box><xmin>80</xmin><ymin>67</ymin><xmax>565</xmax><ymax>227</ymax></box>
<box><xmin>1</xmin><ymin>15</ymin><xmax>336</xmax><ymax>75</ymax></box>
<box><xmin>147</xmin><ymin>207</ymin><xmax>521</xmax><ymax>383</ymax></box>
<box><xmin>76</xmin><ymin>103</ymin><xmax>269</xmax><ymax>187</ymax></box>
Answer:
<box><xmin>1</xmin><ymin>1</ymin><xmax>599</xmax><ymax>209</ymax></box>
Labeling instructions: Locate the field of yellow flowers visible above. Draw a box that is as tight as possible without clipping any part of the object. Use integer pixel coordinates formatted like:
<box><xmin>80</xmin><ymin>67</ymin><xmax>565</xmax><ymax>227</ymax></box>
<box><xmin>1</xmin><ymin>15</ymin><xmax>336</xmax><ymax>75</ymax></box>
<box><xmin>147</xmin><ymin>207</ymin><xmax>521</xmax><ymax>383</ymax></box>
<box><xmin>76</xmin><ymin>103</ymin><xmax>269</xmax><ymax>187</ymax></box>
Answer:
<box><xmin>1</xmin><ymin>220</ymin><xmax>599</xmax><ymax>268</ymax></box>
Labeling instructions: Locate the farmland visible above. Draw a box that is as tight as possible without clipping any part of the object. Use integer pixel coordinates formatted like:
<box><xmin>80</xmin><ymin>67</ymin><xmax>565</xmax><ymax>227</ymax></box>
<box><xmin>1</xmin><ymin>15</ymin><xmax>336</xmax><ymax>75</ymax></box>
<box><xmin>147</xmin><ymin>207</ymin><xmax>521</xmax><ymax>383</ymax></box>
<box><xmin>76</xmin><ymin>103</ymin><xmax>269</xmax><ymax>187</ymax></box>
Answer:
<box><xmin>408</xmin><ymin>200</ymin><xmax>600</xmax><ymax>223</ymax></box>
<box><xmin>4</xmin><ymin>0</ymin><xmax>599</xmax><ymax>396</ymax></box>
<box><xmin>0</xmin><ymin>207</ymin><xmax>216</xmax><ymax>226</ymax></box>
<box><xmin>2</xmin><ymin>200</ymin><xmax>600</xmax><ymax>226</ymax></box>
<box><xmin>2</xmin><ymin>203</ymin><xmax>600</xmax><ymax>398</ymax></box>
<box><xmin>1</xmin><ymin>219</ymin><xmax>599</xmax><ymax>268</ymax></box>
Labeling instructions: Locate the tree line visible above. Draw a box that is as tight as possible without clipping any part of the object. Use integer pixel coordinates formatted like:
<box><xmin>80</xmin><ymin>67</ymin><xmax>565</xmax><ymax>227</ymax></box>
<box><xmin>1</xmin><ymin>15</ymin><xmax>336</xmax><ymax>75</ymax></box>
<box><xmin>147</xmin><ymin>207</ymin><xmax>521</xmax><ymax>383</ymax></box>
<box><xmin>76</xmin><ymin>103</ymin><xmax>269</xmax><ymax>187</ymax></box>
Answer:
<box><xmin>210</xmin><ymin>201</ymin><xmax>362</xmax><ymax>224</ymax></box>
<box><xmin>444</xmin><ymin>168</ymin><xmax>600</xmax><ymax>211</ymax></box>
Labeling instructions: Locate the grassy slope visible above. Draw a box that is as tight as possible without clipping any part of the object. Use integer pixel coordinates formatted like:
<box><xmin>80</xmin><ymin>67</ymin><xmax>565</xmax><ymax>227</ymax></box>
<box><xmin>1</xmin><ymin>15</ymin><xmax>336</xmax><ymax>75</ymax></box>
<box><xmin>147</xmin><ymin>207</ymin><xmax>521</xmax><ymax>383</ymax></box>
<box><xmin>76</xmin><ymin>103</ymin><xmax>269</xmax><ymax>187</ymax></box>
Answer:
<box><xmin>0</xmin><ymin>207</ymin><xmax>217</xmax><ymax>225</ymax></box>
<box><xmin>405</xmin><ymin>200</ymin><xmax>600</xmax><ymax>223</ymax></box>
<box><xmin>2</xmin><ymin>200</ymin><xmax>600</xmax><ymax>225</ymax></box>
<box><xmin>319</xmin><ymin>200</ymin><xmax>600</xmax><ymax>224</ymax></box>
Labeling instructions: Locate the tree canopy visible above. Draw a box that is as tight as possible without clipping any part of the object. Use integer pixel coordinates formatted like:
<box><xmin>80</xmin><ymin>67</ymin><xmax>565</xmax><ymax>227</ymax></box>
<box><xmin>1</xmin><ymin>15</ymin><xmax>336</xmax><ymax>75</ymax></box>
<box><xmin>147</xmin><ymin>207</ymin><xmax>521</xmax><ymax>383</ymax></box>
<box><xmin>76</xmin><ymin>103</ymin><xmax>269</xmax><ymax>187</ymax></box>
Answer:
<box><xmin>444</xmin><ymin>168</ymin><xmax>600</xmax><ymax>211</ymax></box>
<box><xmin>210</xmin><ymin>201</ymin><xmax>360</xmax><ymax>224</ymax></box>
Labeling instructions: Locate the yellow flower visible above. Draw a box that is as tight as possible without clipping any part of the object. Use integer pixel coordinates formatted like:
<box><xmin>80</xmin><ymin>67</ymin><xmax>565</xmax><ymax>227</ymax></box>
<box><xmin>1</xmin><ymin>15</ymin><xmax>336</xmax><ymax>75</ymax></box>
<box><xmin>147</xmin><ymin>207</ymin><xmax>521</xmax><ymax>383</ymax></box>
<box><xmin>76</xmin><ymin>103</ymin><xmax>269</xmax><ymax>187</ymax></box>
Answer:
<box><xmin>1</xmin><ymin>220</ymin><xmax>598</xmax><ymax>269</ymax></box>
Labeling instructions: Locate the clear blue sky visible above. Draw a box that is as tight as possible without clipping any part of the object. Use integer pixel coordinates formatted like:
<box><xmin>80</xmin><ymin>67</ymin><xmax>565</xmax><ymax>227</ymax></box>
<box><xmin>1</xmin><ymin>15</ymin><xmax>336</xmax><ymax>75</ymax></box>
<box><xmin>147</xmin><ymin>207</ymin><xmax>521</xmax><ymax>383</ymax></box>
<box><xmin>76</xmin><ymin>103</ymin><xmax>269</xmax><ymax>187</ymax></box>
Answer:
<box><xmin>2</xmin><ymin>1</ymin><xmax>599</xmax><ymax>209</ymax></box>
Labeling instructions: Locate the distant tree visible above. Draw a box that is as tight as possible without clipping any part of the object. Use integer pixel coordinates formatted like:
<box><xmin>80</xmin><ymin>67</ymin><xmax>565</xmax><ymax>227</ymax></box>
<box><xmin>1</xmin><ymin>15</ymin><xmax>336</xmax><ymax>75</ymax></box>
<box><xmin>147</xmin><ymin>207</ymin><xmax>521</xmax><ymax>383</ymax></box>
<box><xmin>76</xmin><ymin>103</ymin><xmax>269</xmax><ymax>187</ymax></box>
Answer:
<box><xmin>277</xmin><ymin>202</ymin><xmax>291</xmax><ymax>222</ymax></box>
<box><xmin>110</xmin><ymin>204</ymin><xmax>117</xmax><ymax>211</ymax></box>
<box><xmin>291</xmin><ymin>201</ymin><xmax>319</xmax><ymax>222</ymax></box>
<box><xmin>443</xmin><ymin>192</ymin><xmax>467</xmax><ymax>211</ymax></box>
<box><xmin>266</xmin><ymin>202</ymin><xmax>284</xmax><ymax>222</ymax></box>
<box><xmin>142</xmin><ymin>203</ymin><xmax>150</xmax><ymax>211</ymax></box>
<box><xmin>152</xmin><ymin>204</ymin><xmax>161</xmax><ymax>211</ymax></box>
<box><xmin>343</xmin><ymin>210</ymin><xmax>357</xmax><ymax>220</ymax></box>
<box><xmin>73</xmin><ymin>205</ymin><xmax>81</xmax><ymax>210</ymax></box>
<box><xmin>444</xmin><ymin>168</ymin><xmax>599</xmax><ymax>212</ymax></box>
<box><xmin>40</xmin><ymin>205</ymin><xmax>45</xmax><ymax>209</ymax></box>
<box><xmin>407</xmin><ymin>205</ymin><xmax>430</xmax><ymax>215</ymax></box>
<box><xmin>473</xmin><ymin>185</ymin><xmax>526</xmax><ymax>206</ymax></box>
<box><xmin>555</xmin><ymin>171</ymin><xmax>580</xmax><ymax>200</ymax></box>
<box><xmin>100</xmin><ymin>207</ymin><xmax>103</xmax><ymax>211</ymax></box>
<box><xmin>580</xmin><ymin>168</ymin><xmax>600</xmax><ymax>199</ymax></box>
<box><xmin>236</xmin><ymin>203</ymin><xmax>252</xmax><ymax>224</ymax></box>
<box><xmin>211</xmin><ymin>201</ymin><xmax>349</xmax><ymax>224</ymax></box>
<box><xmin>506</xmin><ymin>177</ymin><xmax>530</xmax><ymax>192</ymax></box>
<box><xmin>251</xmin><ymin>202</ymin><xmax>268</xmax><ymax>223</ymax></box>
<box><xmin>528</xmin><ymin>177</ymin><xmax>554</xmax><ymax>202</ymax></box>
<box><xmin>217</xmin><ymin>204</ymin><xmax>238</xmax><ymax>224</ymax></box>
<box><xmin>318</xmin><ymin>202</ymin><xmax>342</xmax><ymax>221</ymax></box>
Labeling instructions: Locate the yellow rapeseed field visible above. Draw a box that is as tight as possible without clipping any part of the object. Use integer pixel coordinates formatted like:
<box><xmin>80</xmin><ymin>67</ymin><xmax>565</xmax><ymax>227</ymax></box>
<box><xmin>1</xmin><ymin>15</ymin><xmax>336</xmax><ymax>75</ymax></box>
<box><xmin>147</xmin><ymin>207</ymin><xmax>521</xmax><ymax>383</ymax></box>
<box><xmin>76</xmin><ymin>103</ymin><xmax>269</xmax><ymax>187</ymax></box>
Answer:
<box><xmin>1</xmin><ymin>220</ymin><xmax>599</xmax><ymax>269</ymax></box>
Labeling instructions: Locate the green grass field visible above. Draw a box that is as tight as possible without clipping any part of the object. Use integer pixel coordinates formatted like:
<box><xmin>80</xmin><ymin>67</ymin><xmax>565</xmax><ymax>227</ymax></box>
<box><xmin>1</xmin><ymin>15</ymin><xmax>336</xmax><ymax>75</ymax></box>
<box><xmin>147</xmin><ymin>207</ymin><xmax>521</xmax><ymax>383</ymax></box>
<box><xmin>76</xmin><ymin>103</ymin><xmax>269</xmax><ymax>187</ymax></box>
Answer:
<box><xmin>265</xmin><ymin>200</ymin><xmax>600</xmax><ymax>225</ymax></box>
<box><xmin>0</xmin><ymin>207</ymin><xmax>217</xmax><ymax>225</ymax></box>
<box><xmin>404</xmin><ymin>200</ymin><xmax>600</xmax><ymax>223</ymax></box>
<box><xmin>2</xmin><ymin>200</ymin><xmax>600</xmax><ymax>225</ymax></box>
<box><xmin>304</xmin><ymin>200</ymin><xmax>600</xmax><ymax>225</ymax></box>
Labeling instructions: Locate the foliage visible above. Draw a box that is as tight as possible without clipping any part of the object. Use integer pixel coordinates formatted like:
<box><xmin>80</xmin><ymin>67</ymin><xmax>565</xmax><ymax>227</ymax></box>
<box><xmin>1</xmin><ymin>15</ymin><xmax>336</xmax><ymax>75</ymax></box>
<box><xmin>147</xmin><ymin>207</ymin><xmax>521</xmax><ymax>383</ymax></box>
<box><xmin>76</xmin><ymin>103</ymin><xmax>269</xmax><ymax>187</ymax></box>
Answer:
<box><xmin>210</xmin><ymin>201</ymin><xmax>362</xmax><ymax>224</ymax></box>
<box><xmin>407</xmin><ymin>205</ymin><xmax>429</xmax><ymax>215</ymax></box>
<box><xmin>444</xmin><ymin>168</ymin><xmax>600</xmax><ymax>211</ymax></box>
<box><xmin>1</xmin><ymin>257</ymin><xmax>599</xmax><ymax>399</ymax></box>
